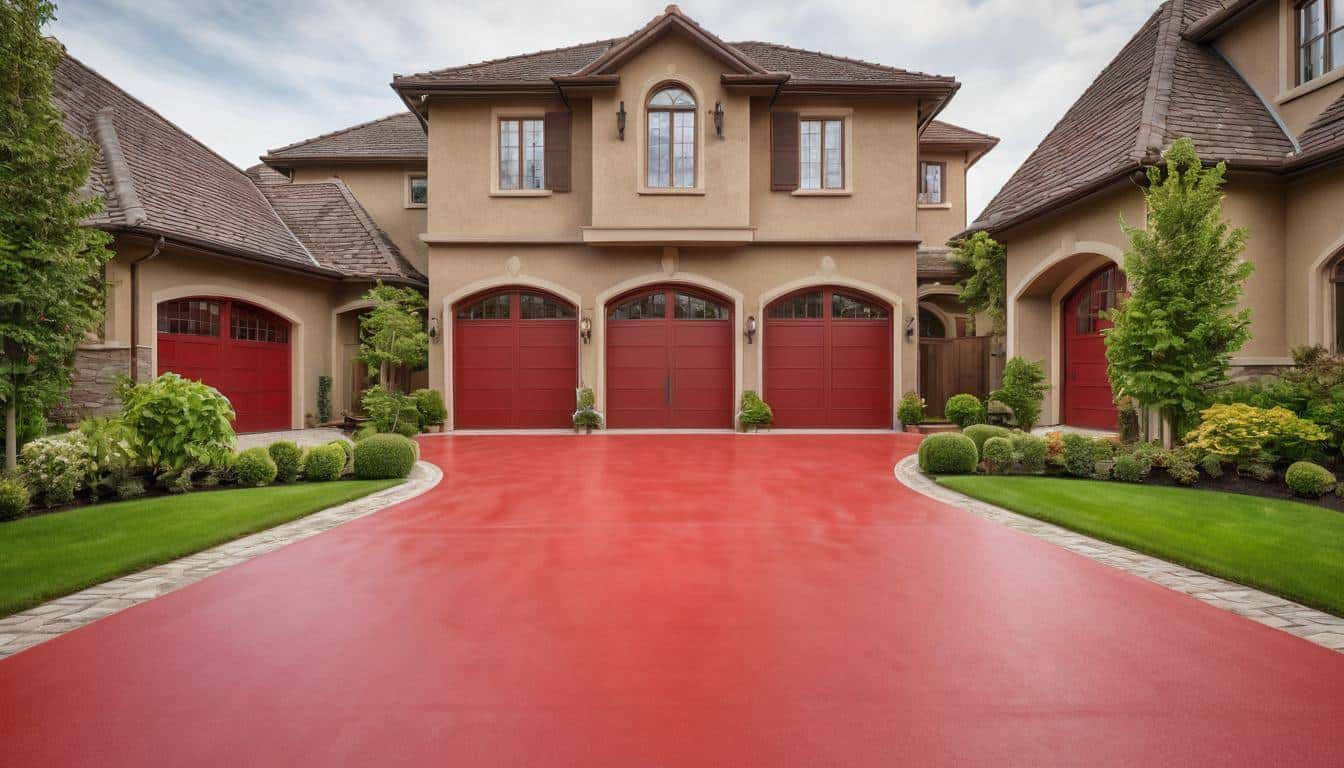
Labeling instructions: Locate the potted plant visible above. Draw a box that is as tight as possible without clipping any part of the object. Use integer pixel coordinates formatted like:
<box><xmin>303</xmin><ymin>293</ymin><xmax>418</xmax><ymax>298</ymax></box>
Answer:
<box><xmin>898</xmin><ymin>391</ymin><xmax>926</xmax><ymax>432</ymax></box>
<box><xmin>737</xmin><ymin>390</ymin><xmax>773</xmax><ymax>433</ymax></box>
<box><xmin>573</xmin><ymin>388</ymin><xmax>602</xmax><ymax>434</ymax></box>
<box><xmin>412</xmin><ymin>389</ymin><xmax>447</xmax><ymax>433</ymax></box>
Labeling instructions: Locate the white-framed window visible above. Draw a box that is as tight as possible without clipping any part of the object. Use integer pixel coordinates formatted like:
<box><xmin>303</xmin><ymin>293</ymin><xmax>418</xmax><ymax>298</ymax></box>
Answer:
<box><xmin>800</xmin><ymin>118</ymin><xmax>844</xmax><ymax>190</ymax></box>
<box><xmin>647</xmin><ymin>85</ymin><xmax>696</xmax><ymax>189</ymax></box>
<box><xmin>918</xmin><ymin>161</ymin><xmax>946</xmax><ymax>205</ymax></box>
<box><xmin>498</xmin><ymin>117</ymin><xmax>545</xmax><ymax>190</ymax></box>
<box><xmin>1298</xmin><ymin>0</ymin><xmax>1344</xmax><ymax>84</ymax></box>
<box><xmin>405</xmin><ymin>173</ymin><xmax>427</xmax><ymax>208</ymax></box>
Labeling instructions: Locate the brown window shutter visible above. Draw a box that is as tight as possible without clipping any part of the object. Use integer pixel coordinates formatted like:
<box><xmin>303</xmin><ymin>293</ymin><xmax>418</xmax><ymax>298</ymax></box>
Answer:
<box><xmin>544</xmin><ymin>111</ymin><xmax>571</xmax><ymax>192</ymax></box>
<box><xmin>771</xmin><ymin>111</ymin><xmax>800</xmax><ymax>191</ymax></box>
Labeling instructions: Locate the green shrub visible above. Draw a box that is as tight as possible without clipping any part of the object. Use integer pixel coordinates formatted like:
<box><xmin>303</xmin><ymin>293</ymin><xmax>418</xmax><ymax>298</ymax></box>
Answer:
<box><xmin>77</xmin><ymin>417</ymin><xmax>139</xmax><ymax>498</ymax></box>
<box><xmin>1011</xmin><ymin>432</ymin><xmax>1048</xmax><ymax>473</ymax></box>
<box><xmin>268</xmin><ymin>441</ymin><xmax>304</xmax><ymax>483</ymax></box>
<box><xmin>328</xmin><ymin>439</ymin><xmax>354</xmax><ymax>472</ymax></box>
<box><xmin>738</xmin><ymin>390</ymin><xmax>773</xmax><ymax>430</ymax></box>
<box><xmin>897</xmin><ymin>391</ymin><xmax>925</xmax><ymax>427</ymax></box>
<box><xmin>1112</xmin><ymin>453</ymin><xmax>1152</xmax><ymax>483</ymax></box>
<box><xmin>0</xmin><ymin>476</ymin><xmax>30</xmax><ymax>520</ymax></box>
<box><xmin>1198</xmin><ymin>453</ymin><xmax>1224</xmax><ymax>479</ymax></box>
<box><xmin>361</xmin><ymin>385</ymin><xmax>420</xmax><ymax>435</ymax></box>
<box><xmin>317</xmin><ymin>375</ymin><xmax>333</xmax><ymax>424</ymax></box>
<box><xmin>990</xmin><ymin>357</ymin><xmax>1049</xmax><ymax>431</ymax></box>
<box><xmin>412</xmin><ymin>388</ymin><xmax>447</xmax><ymax>427</ymax></box>
<box><xmin>302</xmin><ymin>444</ymin><xmax>346</xmax><ymax>482</ymax></box>
<box><xmin>1285</xmin><ymin>461</ymin><xmax>1335</xmax><ymax>498</ymax></box>
<box><xmin>963</xmin><ymin>424</ymin><xmax>1012</xmax><ymax>457</ymax></box>
<box><xmin>1117</xmin><ymin>400</ymin><xmax>1141</xmax><ymax>444</ymax></box>
<box><xmin>232</xmin><ymin>447</ymin><xmax>277</xmax><ymax>487</ymax></box>
<box><xmin>0</xmin><ymin>407</ymin><xmax>46</xmax><ymax>457</ymax></box>
<box><xmin>354</xmin><ymin>424</ymin><xmax>378</xmax><ymax>442</ymax></box>
<box><xmin>1184</xmin><ymin>403</ymin><xmax>1327</xmax><ymax>469</ymax></box>
<box><xmin>1157</xmin><ymin>447</ymin><xmax>1200</xmax><ymax>486</ymax></box>
<box><xmin>19</xmin><ymin>435</ymin><xmax>90</xmax><ymax>507</ymax></box>
<box><xmin>115</xmin><ymin>478</ymin><xmax>146</xmax><ymax>500</ymax></box>
<box><xmin>577</xmin><ymin>387</ymin><xmax>596</xmax><ymax>410</ymax></box>
<box><xmin>119</xmin><ymin>373</ymin><xmax>235</xmax><ymax>475</ymax></box>
<box><xmin>353</xmin><ymin>434</ymin><xmax>417</xmax><ymax>480</ymax></box>
<box><xmin>944</xmin><ymin>394</ymin><xmax>986</xmax><ymax>428</ymax></box>
<box><xmin>574</xmin><ymin>387</ymin><xmax>603</xmax><ymax>432</ymax></box>
<box><xmin>981</xmin><ymin>437</ymin><xmax>1013</xmax><ymax>474</ymax></box>
<box><xmin>917</xmin><ymin>433</ymin><xmax>979</xmax><ymax>475</ymax></box>
<box><xmin>1061</xmin><ymin>434</ymin><xmax>1113</xmax><ymax>479</ymax></box>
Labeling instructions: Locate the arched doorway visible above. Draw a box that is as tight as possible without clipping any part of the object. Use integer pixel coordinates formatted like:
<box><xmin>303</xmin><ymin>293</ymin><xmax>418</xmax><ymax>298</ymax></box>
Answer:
<box><xmin>453</xmin><ymin>288</ymin><xmax>578</xmax><ymax>429</ymax></box>
<box><xmin>763</xmin><ymin>286</ymin><xmax>892</xmax><ymax>428</ymax></box>
<box><xmin>156</xmin><ymin>297</ymin><xmax>292</xmax><ymax>432</ymax></box>
<box><xmin>1061</xmin><ymin>265</ymin><xmax>1125</xmax><ymax>429</ymax></box>
<box><xmin>605</xmin><ymin>285</ymin><xmax>733</xmax><ymax>428</ymax></box>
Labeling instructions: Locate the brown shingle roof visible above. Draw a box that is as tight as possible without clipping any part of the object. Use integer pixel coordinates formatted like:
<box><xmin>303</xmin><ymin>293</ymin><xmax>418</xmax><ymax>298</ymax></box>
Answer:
<box><xmin>398</xmin><ymin>39</ymin><xmax>620</xmax><ymax>85</ymax></box>
<box><xmin>1298</xmin><ymin>92</ymin><xmax>1344</xmax><ymax>161</ymax></box>
<box><xmin>264</xmin><ymin>112</ymin><xmax>426</xmax><ymax>163</ymax></box>
<box><xmin>921</xmin><ymin>120</ymin><xmax>999</xmax><ymax>146</ymax></box>
<box><xmin>917</xmin><ymin>247</ymin><xmax>968</xmax><ymax>279</ymax></box>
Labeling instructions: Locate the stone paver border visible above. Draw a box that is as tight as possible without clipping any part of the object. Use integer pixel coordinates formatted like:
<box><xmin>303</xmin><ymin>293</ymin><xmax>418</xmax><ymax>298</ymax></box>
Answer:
<box><xmin>0</xmin><ymin>461</ymin><xmax>442</xmax><ymax>660</ymax></box>
<box><xmin>895</xmin><ymin>456</ymin><xmax>1344</xmax><ymax>653</ymax></box>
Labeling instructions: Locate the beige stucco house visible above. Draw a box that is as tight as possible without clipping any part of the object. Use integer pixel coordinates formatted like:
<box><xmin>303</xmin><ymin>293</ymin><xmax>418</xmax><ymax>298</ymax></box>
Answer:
<box><xmin>971</xmin><ymin>0</ymin><xmax>1344</xmax><ymax>432</ymax></box>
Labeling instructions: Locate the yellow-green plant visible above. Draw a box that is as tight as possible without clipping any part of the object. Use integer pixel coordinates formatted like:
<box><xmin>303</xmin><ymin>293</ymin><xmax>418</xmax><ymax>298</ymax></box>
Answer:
<box><xmin>1183</xmin><ymin>403</ymin><xmax>1327</xmax><ymax>468</ymax></box>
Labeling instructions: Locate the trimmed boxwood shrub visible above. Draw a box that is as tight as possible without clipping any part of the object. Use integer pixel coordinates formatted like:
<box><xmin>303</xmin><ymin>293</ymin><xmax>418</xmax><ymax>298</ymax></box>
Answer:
<box><xmin>268</xmin><ymin>441</ymin><xmax>304</xmax><ymax>483</ymax></box>
<box><xmin>233</xmin><ymin>447</ymin><xmax>277</xmax><ymax>487</ymax></box>
<box><xmin>1062</xmin><ymin>434</ymin><xmax>1113</xmax><ymax>478</ymax></box>
<box><xmin>353</xmin><ymin>434</ymin><xmax>417</xmax><ymax>480</ymax></box>
<box><xmin>412</xmin><ymin>388</ymin><xmax>448</xmax><ymax>427</ymax></box>
<box><xmin>0</xmin><ymin>476</ymin><xmax>30</xmax><ymax>520</ymax></box>
<box><xmin>944</xmin><ymin>394</ymin><xmax>986</xmax><ymax>429</ymax></box>
<box><xmin>897</xmin><ymin>391</ymin><xmax>925</xmax><ymax>427</ymax></box>
<box><xmin>738</xmin><ymin>390</ymin><xmax>773</xmax><ymax>430</ymax></box>
<box><xmin>962</xmin><ymin>424</ymin><xmax>1012</xmax><ymax>457</ymax></box>
<box><xmin>328</xmin><ymin>439</ymin><xmax>355</xmax><ymax>471</ymax></box>
<box><xmin>302</xmin><ymin>444</ymin><xmax>346</xmax><ymax>482</ymax></box>
<box><xmin>981</xmin><ymin>436</ymin><xmax>1013</xmax><ymax>474</ymax></box>
<box><xmin>1285</xmin><ymin>461</ymin><xmax>1336</xmax><ymax>498</ymax></box>
<box><xmin>918</xmin><ymin>433</ymin><xmax>979</xmax><ymax>475</ymax></box>
<box><xmin>1011</xmin><ymin>432</ymin><xmax>1048</xmax><ymax>473</ymax></box>
<box><xmin>1112</xmin><ymin>453</ymin><xmax>1152</xmax><ymax>483</ymax></box>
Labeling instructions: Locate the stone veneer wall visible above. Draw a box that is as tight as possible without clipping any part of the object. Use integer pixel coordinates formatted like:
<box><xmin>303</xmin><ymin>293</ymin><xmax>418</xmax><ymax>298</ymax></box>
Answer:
<box><xmin>57</xmin><ymin>344</ymin><xmax>151</xmax><ymax>424</ymax></box>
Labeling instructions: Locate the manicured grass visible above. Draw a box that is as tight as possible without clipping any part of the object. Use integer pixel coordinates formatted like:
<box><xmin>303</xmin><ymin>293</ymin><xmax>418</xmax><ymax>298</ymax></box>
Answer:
<box><xmin>0</xmin><ymin>480</ymin><xmax>399</xmax><ymax>617</ymax></box>
<box><xmin>937</xmin><ymin>476</ymin><xmax>1344</xmax><ymax>617</ymax></box>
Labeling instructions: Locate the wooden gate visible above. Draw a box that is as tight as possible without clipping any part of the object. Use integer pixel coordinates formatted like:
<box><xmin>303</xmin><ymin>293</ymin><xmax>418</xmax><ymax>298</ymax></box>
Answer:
<box><xmin>919</xmin><ymin>336</ymin><xmax>990</xmax><ymax>419</ymax></box>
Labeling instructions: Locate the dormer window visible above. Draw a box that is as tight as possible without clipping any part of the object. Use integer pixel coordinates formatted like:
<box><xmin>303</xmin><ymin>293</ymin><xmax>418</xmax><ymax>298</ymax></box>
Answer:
<box><xmin>1298</xmin><ymin>0</ymin><xmax>1344</xmax><ymax>84</ymax></box>
<box><xmin>647</xmin><ymin>86</ymin><xmax>696</xmax><ymax>188</ymax></box>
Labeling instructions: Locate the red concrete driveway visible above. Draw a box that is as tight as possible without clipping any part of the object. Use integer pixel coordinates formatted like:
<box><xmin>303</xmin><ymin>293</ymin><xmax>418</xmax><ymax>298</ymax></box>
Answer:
<box><xmin>3</xmin><ymin>434</ymin><xmax>1343</xmax><ymax>766</ymax></box>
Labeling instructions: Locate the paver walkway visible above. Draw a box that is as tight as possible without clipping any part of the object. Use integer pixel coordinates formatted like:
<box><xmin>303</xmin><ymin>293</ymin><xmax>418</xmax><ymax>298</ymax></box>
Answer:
<box><xmin>2</xmin><ymin>434</ymin><xmax>1342</xmax><ymax>766</ymax></box>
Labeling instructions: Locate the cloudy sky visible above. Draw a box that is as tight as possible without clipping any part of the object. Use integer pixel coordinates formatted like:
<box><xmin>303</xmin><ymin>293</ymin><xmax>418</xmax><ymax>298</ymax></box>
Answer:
<box><xmin>49</xmin><ymin>0</ymin><xmax>1162</xmax><ymax>220</ymax></box>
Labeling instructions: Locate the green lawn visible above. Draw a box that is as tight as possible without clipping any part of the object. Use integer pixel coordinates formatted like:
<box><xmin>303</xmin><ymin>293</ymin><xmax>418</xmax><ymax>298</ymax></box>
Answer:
<box><xmin>937</xmin><ymin>476</ymin><xmax>1344</xmax><ymax>617</ymax></box>
<box><xmin>0</xmin><ymin>480</ymin><xmax>399</xmax><ymax>617</ymax></box>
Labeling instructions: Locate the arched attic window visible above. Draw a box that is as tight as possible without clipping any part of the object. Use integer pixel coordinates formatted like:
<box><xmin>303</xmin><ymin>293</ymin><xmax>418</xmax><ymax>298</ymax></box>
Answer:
<box><xmin>647</xmin><ymin>85</ymin><xmax>696</xmax><ymax>188</ymax></box>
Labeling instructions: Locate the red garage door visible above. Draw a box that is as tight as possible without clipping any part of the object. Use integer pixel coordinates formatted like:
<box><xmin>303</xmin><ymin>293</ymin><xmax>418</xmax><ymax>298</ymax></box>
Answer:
<box><xmin>453</xmin><ymin>289</ymin><xmax>578</xmax><ymax>429</ymax></box>
<box><xmin>1062</xmin><ymin>265</ymin><xmax>1124</xmax><ymax>430</ymax></box>
<box><xmin>157</xmin><ymin>298</ymin><xmax>291</xmax><ymax>433</ymax></box>
<box><xmin>764</xmin><ymin>287</ymin><xmax>892</xmax><ymax>429</ymax></box>
<box><xmin>606</xmin><ymin>287</ymin><xmax>733</xmax><ymax>428</ymax></box>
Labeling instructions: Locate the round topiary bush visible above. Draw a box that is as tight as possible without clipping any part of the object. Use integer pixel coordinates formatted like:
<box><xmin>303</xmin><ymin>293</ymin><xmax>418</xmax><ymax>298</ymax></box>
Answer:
<box><xmin>962</xmin><ymin>424</ymin><xmax>1012</xmax><ymax>458</ymax></box>
<box><xmin>328</xmin><ymin>439</ymin><xmax>354</xmax><ymax>471</ymax></box>
<box><xmin>944</xmin><ymin>394</ymin><xmax>986</xmax><ymax>429</ymax></box>
<box><xmin>0</xmin><ymin>476</ymin><xmax>30</xmax><ymax>520</ymax></box>
<box><xmin>981</xmin><ymin>437</ymin><xmax>1013</xmax><ymax>474</ymax></box>
<box><xmin>917</xmin><ymin>433</ymin><xmax>979</xmax><ymax>475</ymax></box>
<box><xmin>353</xmin><ymin>434</ymin><xmax>417</xmax><ymax>480</ymax></box>
<box><xmin>302</xmin><ymin>444</ymin><xmax>346</xmax><ymax>482</ymax></box>
<box><xmin>233</xmin><ymin>447</ymin><xmax>277</xmax><ymax>487</ymax></box>
<box><xmin>1112</xmin><ymin>453</ymin><xmax>1152</xmax><ymax>483</ymax></box>
<box><xmin>268</xmin><ymin>441</ymin><xmax>304</xmax><ymax>483</ymax></box>
<box><xmin>897</xmin><ymin>391</ymin><xmax>925</xmax><ymax>427</ymax></box>
<box><xmin>1011</xmin><ymin>432</ymin><xmax>1048</xmax><ymax>473</ymax></box>
<box><xmin>1285</xmin><ymin>461</ymin><xmax>1336</xmax><ymax>498</ymax></box>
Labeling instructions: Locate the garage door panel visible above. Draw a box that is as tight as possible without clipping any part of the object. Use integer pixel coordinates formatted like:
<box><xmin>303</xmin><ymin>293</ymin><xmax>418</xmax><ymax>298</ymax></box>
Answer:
<box><xmin>673</xmin><ymin>345</ymin><xmax>731</xmax><ymax>369</ymax></box>
<box><xmin>518</xmin><ymin>344</ymin><xmax>576</xmax><ymax>369</ymax></box>
<box><xmin>674</xmin><ymin>368</ymin><xmax>732</xmax><ymax>391</ymax></box>
<box><xmin>767</xmin><ymin>346</ymin><xmax>823</xmax><ymax>369</ymax></box>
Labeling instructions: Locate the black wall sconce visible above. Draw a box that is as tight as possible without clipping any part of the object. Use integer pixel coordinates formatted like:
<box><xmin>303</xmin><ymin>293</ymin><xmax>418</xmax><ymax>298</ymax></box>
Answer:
<box><xmin>904</xmin><ymin>315</ymin><xmax>915</xmax><ymax>341</ymax></box>
<box><xmin>713</xmin><ymin>101</ymin><xmax>724</xmax><ymax>138</ymax></box>
<box><xmin>428</xmin><ymin>315</ymin><xmax>440</xmax><ymax>344</ymax></box>
<box><xmin>580</xmin><ymin>317</ymin><xmax>593</xmax><ymax>344</ymax></box>
<box><xmin>744</xmin><ymin>315</ymin><xmax>757</xmax><ymax>344</ymax></box>
<box><xmin>616</xmin><ymin>101</ymin><xmax>626</xmax><ymax>140</ymax></box>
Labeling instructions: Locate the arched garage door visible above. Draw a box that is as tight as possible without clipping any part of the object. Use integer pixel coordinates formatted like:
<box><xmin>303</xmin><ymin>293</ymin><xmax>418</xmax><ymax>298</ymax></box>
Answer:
<box><xmin>1062</xmin><ymin>265</ymin><xmax>1124</xmax><ymax>430</ymax></box>
<box><xmin>606</xmin><ymin>286</ymin><xmax>734</xmax><ymax>428</ymax></box>
<box><xmin>453</xmin><ymin>288</ymin><xmax>578</xmax><ymax>429</ymax></box>
<box><xmin>156</xmin><ymin>298</ymin><xmax>291</xmax><ymax>432</ymax></box>
<box><xmin>764</xmin><ymin>287</ymin><xmax>892</xmax><ymax>429</ymax></box>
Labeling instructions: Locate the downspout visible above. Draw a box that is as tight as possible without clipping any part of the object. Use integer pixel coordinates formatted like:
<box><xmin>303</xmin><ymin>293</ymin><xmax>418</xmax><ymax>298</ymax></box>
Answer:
<box><xmin>128</xmin><ymin>236</ymin><xmax>164</xmax><ymax>381</ymax></box>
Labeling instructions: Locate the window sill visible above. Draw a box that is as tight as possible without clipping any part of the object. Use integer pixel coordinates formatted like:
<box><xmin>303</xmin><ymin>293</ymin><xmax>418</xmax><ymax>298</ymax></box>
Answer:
<box><xmin>1277</xmin><ymin>66</ymin><xmax>1344</xmax><ymax>105</ymax></box>
<box><xmin>918</xmin><ymin>203</ymin><xmax>952</xmax><ymax>210</ymax></box>
<box><xmin>637</xmin><ymin>187</ymin><xmax>706</xmax><ymax>196</ymax></box>
<box><xmin>791</xmin><ymin>189</ymin><xmax>852</xmax><ymax>197</ymax></box>
<box><xmin>404</xmin><ymin>203</ymin><xmax>427</xmax><ymax>209</ymax></box>
<box><xmin>489</xmin><ymin>189</ymin><xmax>553</xmax><ymax>198</ymax></box>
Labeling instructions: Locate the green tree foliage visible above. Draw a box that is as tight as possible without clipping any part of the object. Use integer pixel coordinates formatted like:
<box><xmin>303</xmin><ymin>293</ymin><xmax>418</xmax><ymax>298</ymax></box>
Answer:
<box><xmin>950</xmin><ymin>231</ymin><xmax>1007</xmax><ymax>336</ymax></box>
<box><xmin>990</xmin><ymin>357</ymin><xmax>1049</xmax><ymax>431</ymax></box>
<box><xmin>0</xmin><ymin>1</ymin><xmax>115</xmax><ymax>468</ymax></box>
<box><xmin>357</xmin><ymin>283</ymin><xmax>428</xmax><ymax>392</ymax></box>
<box><xmin>1105</xmin><ymin>138</ymin><xmax>1253</xmax><ymax>436</ymax></box>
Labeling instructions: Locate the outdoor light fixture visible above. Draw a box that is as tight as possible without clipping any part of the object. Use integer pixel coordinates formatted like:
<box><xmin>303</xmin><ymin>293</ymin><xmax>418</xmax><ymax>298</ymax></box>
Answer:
<box><xmin>905</xmin><ymin>315</ymin><xmax>916</xmax><ymax>340</ymax></box>
<box><xmin>580</xmin><ymin>317</ymin><xmax>593</xmax><ymax>344</ymax></box>
<box><xmin>744</xmin><ymin>315</ymin><xmax>757</xmax><ymax>344</ymax></box>
<box><xmin>713</xmin><ymin>101</ymin><xmax>724</xmax><ymax>137</ymax></box>
<box><xmin>616</xmin><ymin>101</ymin><xmax>627</xmax><ymax>140</ymax></box>
<box><xmin>428</xmin><ymin>315</ymin><xmax>440</xmax><ymax>343</ymax></box>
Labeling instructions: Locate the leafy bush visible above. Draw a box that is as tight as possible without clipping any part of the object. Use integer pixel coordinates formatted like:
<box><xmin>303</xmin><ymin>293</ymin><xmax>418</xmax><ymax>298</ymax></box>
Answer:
<box><xmin>115</xmin><ymin>478</ymin><xmax>146</xmax><ymax>500</ymax></box>
<box><xmin>917</xmin><ymin>433</ymin><xmax>979</xmax><ymax>475</ymax></box>
<box><xmin>963</xmin><ymin>424</ymin><xmax>1012</xmax><ymax>457</ymax></box>
<box><xmin>1157</xmin><ymin>447</ymin><xmax>1200</xmax><ymax>486</ymax></box>
<box><xmin>354</xmin><ymin>433</ymin><xmax>417</xmax><ymax>480</ymax></box>
<box><xmin>19</xmin><ymin>435</ymin><xmax>90</xmax><ymax>507</ymax></box>
<box><xmin>232</xmin><ymin>448</ymin><xmax>277</xmax><ymax>487</ymax></box>
<box><xmin>77</xmin><ymin>417</ymin><xmax>139</xmax><ymax>498</ymax></box>
<box><xmin>982</xmin><ymin>437</ymin><xmax>1013</xmax><ymax>474</ymax></box>
<box><xmin>1044</xmin><ymin>431</ymin><xmax>1064</xmax><ymax>467</ymax></box>
<box><xmin>897</xmin><ymin>391</ymin><xmax>925</xmax><ymax>427</ymax></box>
<box><xmin>1213</xmin><ymin>347</ymin><xmax>1344</xmax><ymax>443</ymax></box>
<box><xmin>944</xmin><ymin>394</ymin><xmax>986</xmax><ymax>428</ymax></box>
<box><xmin>1117</xmin><ymin>400</ymin><xmax>1141</xmax><ymax>444</ymax></box>
<box><xmin>317</xmin><ymin>375</ymin><xmax>333</xmax><ymax>424</ymax></box>
<box><xmin>119</xmin><ymin>373</ymin><xmax>235</xmax><ymax>475</ymax></box>
<box><xmin>1112</xmin><ymin>453</ymin><xmax>1152</xmax><ymax>483</ymax></box>
<box><xmin>1285</xmin><ymin>461</ymin><xmax>1335</xmax><ymax>498</ymax></box>
<box><xmin>361</xmin><ymin>386</ymin><xmax>421</xmax><ymax>435</ymax></box>
<box><xmin>302</xmin><ymin>444</ymin><xmax>345</xmax><ymax>482</ymax></box>
<box><xmin>0</xmin><ymin>476</ymin><xmax>30</xmax><ymax>520</ymax></box>
<box><xmin>1062</xmin><ymin>434</ymin><xmax>1113</xmax><ymax>479</ymax></box>
<box><xmin>1011</xmin><ymin>432</ymin><xmax>1049</xmax><ymax>473</ymax></box>
<box><xmin>328</xmin><ymin>439</ymin><xmax>354</xmax><ymax>472</ymax></box>
<box><xmin>1183</xmin><ymin>403</ymin><xmax>1328</xmax><ymax>469</ymax></box>
<box><xmin>412</xmin><ymin>388</ymin><xmax>447</xmax><ymax>427</ymax></box>
<box><xmin>1198</xmin><ymin>453</ymin><xmax>1224</xmax><ymax>479</ymax></box>
<box><xmin>573</xmin><ymin>387</ymin><xmax>603</xmax><ymax>432</ymax></box>
<box><xmin>739</xmin><ymin>390</ymin><xmax>773</xmax><ymax>430</ymax></box>
<box><xmin>267</xmin><ymin>441</ymin><xmax>304</xmax><ymax>483</ymax></box>
<box><xmin>990</xmin><ymin>357</ymin><xmax>1049</xmax><ymax>431</ymax></box>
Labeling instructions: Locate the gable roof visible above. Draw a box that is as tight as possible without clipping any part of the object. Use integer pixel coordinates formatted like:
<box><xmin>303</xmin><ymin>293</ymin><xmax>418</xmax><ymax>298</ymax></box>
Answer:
<box><xmin>920</xmin><ymin>120</ymin><xmax>1000</xmax><ymax>167</ymax></box>
<box><xmin>971</xmin><ymin>0</ymin><xmax>1299</xmax><ymax>235</ymax></box>
<box><xmin>263</xmin><ymin>112</ymin><xmax>426</xmax><ymax>166</ymax></box>
<box><xmin>574</xmin><ymin>5</ymin><xmax>764</xmax><ymax>76</ymax></box>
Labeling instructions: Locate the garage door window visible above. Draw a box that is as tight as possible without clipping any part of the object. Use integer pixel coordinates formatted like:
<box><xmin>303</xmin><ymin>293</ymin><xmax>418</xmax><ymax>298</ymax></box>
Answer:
<box><xmin>520</xmin><ymin>292</ymin><xmax>576</xmax><ymax>319</ymax></box>
<box><xmin>231</xmin><ymin>305</ymin><xmax>289</xmax><ymax>343</ymax></box>
<box><xmin>832</xmin><ymin>293</ymin><xmax>889</xmax><ymax>319</ymax></box>
<box><xmin>767</xmin><ymin>292</ymin><xmax>823</xmax><ymax>319</ymax></box>
<box><xmin>458</xmin><ymin>293</ymin><xmax>511</xmax><ymax>320</ymax></box>
<box><xmin>158</xmin><ymin>299</ymin><xmax>219</xmax><ymax>336</ymax></box>
<box><xmin>610</xmin><ymin>292</ymin><xmax>666</xmax><ymax>320</ymax></box>
<box><xmin>674</xmin><ymin>292</ymin><xmax>728</xmax><ymax>320</ymax></box>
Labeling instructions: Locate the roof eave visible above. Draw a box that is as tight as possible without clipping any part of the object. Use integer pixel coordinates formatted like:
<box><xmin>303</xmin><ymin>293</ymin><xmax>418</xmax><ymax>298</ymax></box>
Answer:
<box><xmin>261</xmin><ymin>154</ymin><xmax>427</xmax><ymax>169</ymax></box>
<box><xmin>107</xmin><ymin>227</ymin><xmax>346</xmax><ymax>280</ymax></box>
<box><xmin>1184</xmin><ymin>0</ymin><xmax>1268</xmax><ymax>43</ymax></box>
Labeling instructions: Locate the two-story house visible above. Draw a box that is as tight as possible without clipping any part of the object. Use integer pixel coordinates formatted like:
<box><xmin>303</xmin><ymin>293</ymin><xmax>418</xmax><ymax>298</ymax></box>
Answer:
<box><xmin>972</xmin><ymin>0</ymin><xmax>1344</xmax><ymax>432</ymax></box>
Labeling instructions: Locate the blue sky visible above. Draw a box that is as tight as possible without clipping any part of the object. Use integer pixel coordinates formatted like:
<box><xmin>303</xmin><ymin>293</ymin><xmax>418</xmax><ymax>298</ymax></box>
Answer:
<box><xmin>49</xmin><ymin>0</ymin><xmax>1163</xmax><ymax>219</ymax></box>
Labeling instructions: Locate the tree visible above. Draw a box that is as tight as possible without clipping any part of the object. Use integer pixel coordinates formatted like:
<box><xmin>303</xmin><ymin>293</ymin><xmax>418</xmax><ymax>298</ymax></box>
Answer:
<box><xmin>950</xmin><ymin>231</ymin><xmax>1007</xmax><ymax>336</ymax></box>
<box><xmin>1</xmin><ymin>0</ymin><xmax>115</xmax><ymax>469</ymax></box>
<box><xmin>1105</xmin><ymin>138</ymin><xmax>1253</xmax><ymax>443</ymax></box>
<box><xmin>990</xmin><ymin>356</ymin><xmax>1048</xmax><ymax>431</ymax></box>
<box><xmin>356</xmin><ymin>283</ymin><xmax>428</xmax><ymax>392</ymax></box>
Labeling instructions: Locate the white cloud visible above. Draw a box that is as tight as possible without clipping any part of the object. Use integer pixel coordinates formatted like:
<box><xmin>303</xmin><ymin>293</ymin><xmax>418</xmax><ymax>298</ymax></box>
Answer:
<box><xmin>49</xmin><ymin>0</ymin><xmax>1163</xmax><ymax>218</ymax></box>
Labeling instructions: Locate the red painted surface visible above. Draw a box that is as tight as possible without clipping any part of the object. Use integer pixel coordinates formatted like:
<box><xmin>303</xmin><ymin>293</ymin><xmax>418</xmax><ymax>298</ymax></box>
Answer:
<box><xmin>1062</xmin><ymin>266</ymin><xmax>1124</xmax><ymax>430</ymax></box>
<box><xmin>606</xmin><ymin>286</ymin><xmax>733</xmax><ymax>428</ymax></box>
<box><xmin>764</xmin><ymin>287</ymin><xmax>892</xmax><ymax>428</ymax></box>
<box><xmin>453</xmin><ymin>289</ymin><xmax>578</xmax><ymax>429</ymax></box>
<box><xmin>157</xmin><ymin>299</ymin><xmax>290</xmax><ymax>432</ymax></box>
<box><xmin>3</xmin><ymin>434</ymin><xmax>1343</xmax><ymax>766</ymax></box>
